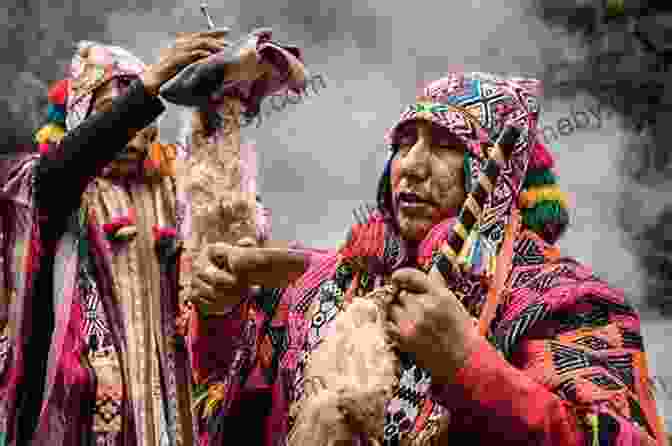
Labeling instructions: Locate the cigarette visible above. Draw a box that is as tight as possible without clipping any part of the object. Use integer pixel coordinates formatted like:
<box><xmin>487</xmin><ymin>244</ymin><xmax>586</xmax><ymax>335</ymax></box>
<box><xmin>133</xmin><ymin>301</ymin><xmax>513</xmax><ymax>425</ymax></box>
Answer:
<box><xmin>200</xmin><ymin>3</ymin><xmax>216</xmax><ymax>29</ymax></box>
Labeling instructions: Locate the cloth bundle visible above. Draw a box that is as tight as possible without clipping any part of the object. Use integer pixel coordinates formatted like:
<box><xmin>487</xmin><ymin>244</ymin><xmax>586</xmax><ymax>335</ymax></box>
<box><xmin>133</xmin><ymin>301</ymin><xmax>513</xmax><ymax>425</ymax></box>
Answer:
<box><xmin>159</xmin><ymin>28</ymin><xmax>308</xmax><ymax>118</ymax></box>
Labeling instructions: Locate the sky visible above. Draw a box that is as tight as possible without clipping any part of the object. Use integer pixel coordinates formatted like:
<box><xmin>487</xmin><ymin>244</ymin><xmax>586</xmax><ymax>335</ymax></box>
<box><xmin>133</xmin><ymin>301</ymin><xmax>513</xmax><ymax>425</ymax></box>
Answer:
<box><xmin>2</xmin><ymin>0</ymin><xmax>671</xmax><ymax>429</ymax></box>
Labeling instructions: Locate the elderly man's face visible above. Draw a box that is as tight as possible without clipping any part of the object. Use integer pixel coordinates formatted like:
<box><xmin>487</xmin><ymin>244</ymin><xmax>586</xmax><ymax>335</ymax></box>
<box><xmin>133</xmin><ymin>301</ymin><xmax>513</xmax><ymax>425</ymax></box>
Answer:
<box><xmin>391</xmin><ymin>119</ymin><xmax>467</xmax><ymax>242</ymax></box>
<box><xmin>91</xmin><ymin>76</ymin><xmax>159</xmax><ymax>164</ymax></box>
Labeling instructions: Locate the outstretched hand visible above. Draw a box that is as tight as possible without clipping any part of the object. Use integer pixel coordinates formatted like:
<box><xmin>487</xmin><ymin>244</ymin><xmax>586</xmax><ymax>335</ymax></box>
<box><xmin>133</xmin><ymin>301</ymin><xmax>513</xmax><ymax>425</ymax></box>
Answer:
<box><xmin>190</xmin><ymin>240</ymin><xmax>311</xmax><ymax>311</ymax></box>
<box><xmin>386</xmin><ymin>267</ymin><xmax>480</xmax><ymax>385</ymax></box>
<box><xmin>140</xmin><ymin>29</ymin><xmax>231</xmax><ymax>95</ymax></box>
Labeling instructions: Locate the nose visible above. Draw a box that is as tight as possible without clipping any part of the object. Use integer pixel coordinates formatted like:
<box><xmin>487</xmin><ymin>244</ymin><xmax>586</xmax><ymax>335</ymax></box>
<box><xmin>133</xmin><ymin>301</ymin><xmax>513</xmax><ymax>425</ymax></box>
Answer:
<box><xmin>399</xmin><ymin>134</ymin><xmax>431</xmax><ymax>181</ymax></box>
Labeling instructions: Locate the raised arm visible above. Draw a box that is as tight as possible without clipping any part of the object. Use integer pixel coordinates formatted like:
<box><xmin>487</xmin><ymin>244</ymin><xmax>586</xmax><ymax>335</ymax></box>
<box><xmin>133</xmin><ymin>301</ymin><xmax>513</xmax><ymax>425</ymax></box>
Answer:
<box><xmin>35</xmin><ymin>80</ymin><xmax>164</xmax><ymax>222</ymax></box>
<box><xmin>34</xmin><ymin>30</ymin><xmax>229</xmax><ymax>224</ymax></box>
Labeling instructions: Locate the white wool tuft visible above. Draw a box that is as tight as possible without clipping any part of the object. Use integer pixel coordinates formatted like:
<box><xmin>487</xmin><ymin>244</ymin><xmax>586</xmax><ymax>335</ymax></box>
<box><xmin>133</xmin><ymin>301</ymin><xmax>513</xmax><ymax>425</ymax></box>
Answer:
<box><xmin>289</xmin><ymin>288</ymin><xmax>398</xmax><ymax>445</ymax></box>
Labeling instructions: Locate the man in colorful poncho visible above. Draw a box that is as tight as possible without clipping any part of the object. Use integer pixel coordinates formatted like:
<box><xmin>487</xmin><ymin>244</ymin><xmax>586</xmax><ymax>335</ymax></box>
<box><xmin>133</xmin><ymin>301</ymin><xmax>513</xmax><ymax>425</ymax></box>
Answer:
<box><xmin>0</xmin><ymin>30</ymin><xmax>305</xmax><ymax>445</ymax></box>
<box><xmin>187</xmin><ymin>71</ymin><xmax>667</xmax><ymax>445</ymax></box>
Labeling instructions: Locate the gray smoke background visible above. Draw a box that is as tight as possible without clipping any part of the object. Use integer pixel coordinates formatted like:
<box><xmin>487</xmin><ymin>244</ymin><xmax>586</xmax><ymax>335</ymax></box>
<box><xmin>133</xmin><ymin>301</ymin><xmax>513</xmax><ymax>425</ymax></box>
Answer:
<box><xmin>2</xmin><ymin>0</ymin><xmax>671</xmax><ymax>432</ymax></box>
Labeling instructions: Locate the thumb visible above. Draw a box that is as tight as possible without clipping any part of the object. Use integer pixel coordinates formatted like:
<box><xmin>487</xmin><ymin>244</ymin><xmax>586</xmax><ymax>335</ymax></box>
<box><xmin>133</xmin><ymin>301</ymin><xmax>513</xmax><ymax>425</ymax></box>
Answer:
<box><xmin>427</xmin><ymin>266</ymin><xmax>449</xmax><ymax>290</ymax></box>
<box><xmin>390</xmin><ymin>268</ymin><xmax>432</xmax><ymax>294</ymax></box>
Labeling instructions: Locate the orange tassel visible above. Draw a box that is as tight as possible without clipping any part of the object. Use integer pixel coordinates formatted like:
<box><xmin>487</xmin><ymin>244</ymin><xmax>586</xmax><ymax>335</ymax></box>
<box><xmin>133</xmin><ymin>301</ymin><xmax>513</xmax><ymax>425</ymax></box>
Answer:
<box><xmin>345</xmin><ymin>270</ymin><xmax>361</xmax><ymax>305</ymax></box>
<box><xmin>147</xmin><ymin>142</ymin><xmax>176</xmax><ymax>177</ymax></box>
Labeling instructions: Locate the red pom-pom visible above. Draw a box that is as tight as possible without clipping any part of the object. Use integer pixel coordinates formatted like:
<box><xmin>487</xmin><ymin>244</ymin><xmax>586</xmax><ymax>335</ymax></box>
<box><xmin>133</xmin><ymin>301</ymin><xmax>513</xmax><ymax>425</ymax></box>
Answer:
<box><xmin>529</xmin><ymin>140</ymin><xmax>555</xmax><ymax>169</ymax></box>
<box><xmin>153</xmin><ymin>225</ymin><xmax>178</xmax><ymax>240</ymax></box>
<box><xmin>47</xmin><ymin>79</ymin><xmax>69</xmax><ymax>106</ymax></box>
<box><xmin>38</xmin><ymin>143</ymin><xmax>51</xmax><ymax>154</ymax></box>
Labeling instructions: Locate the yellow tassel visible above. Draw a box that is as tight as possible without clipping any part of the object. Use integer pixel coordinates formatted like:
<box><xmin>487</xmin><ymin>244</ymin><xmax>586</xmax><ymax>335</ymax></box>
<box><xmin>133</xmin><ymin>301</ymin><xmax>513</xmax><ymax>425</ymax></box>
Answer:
<box><xmin>586</xmin><ymin>414</ymin><xmax>599</xmax><ymax>446</ymax></box>
<box><xmin>200</xmin><ymin>382</ymin><xmax>227</xmax><ymax>419</ymax></box>
<box><xmin>35</xmin><ymin>123</ymin><xmax>65</xmax><ymax>145</ymax></box>
<box><xmin>518</xmin><ymin>185</ymin><xmax>568</xmax><ymax>209</ymax></box>
<box><xmin>457</xmin><ymin>230</ymin><xmax>476</xmax><ymax>267</ymax></box>
<box><xmin>487</xmin><ymin>252</ymin><xmax>497</xmax><ymax>278</ymax></box>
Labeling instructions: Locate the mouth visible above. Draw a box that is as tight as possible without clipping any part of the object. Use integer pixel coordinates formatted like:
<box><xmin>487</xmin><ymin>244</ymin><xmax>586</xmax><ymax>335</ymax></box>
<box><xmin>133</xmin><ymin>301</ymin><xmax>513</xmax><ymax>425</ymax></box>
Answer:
<box><xmin>396</xmin><ymin>191</ymin><xmax>435</xmax><ymax>210</ymax></box>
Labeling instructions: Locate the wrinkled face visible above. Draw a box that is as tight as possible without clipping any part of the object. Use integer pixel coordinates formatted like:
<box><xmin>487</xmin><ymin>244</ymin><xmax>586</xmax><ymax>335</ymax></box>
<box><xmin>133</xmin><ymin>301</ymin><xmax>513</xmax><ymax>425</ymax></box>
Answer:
<box><xmin>391</xmin><ymin>119</ymin><xmax>467</xmax><ymax>242</ymax></box>
<box><xmin>91</xmin><ymin>76</ymin><xmax>159</xmax><ymax>166</ymax></box>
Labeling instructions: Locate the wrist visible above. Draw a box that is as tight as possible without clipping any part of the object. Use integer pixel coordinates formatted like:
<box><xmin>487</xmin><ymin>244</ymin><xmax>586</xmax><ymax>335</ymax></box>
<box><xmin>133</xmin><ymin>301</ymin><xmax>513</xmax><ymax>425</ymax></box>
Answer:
<box><xmin>140</xmin><ymin>69</ymin><xmax>162</xmax><ymax>96</ymax></box>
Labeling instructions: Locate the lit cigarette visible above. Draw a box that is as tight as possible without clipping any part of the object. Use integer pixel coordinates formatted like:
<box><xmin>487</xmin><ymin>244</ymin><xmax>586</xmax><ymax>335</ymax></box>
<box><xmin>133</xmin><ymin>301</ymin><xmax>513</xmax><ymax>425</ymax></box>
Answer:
<box><xmin>200</xmin><ymin>3</ymin><xmax>216</xmax><ymax>29</ymax></box>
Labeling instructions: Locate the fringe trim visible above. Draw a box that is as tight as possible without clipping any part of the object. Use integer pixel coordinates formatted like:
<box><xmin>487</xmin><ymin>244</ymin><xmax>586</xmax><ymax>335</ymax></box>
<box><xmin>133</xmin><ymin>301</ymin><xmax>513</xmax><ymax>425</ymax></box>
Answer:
<box><xmin>519</xmin><ymin>185</ymin><xmax>568</xmax><ymax>209</ymax></box>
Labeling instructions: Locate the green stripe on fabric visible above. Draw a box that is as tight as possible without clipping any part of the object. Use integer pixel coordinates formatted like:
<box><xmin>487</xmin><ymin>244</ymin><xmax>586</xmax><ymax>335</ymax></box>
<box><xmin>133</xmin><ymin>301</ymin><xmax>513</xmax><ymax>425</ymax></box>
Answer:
<box><xmin>464</xmin><ymin>152</ymin><xmax>472</xmax><ymax>191</ymax></box>
<box><xmin>521</xmin><ymin>200</ymin><xmax>566</xmax><ymax>232</ymax></box>
<box><xmin>522</xmin><ymin>168</ymin><xmax>557</xmax><ymax>189</ymax></box>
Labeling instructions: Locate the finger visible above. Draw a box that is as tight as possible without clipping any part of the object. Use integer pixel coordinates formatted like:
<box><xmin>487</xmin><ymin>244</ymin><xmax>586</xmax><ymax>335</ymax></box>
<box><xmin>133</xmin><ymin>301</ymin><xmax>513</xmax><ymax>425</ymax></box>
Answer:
<box><xmin>175</xmin><ymin>28</ymin><xmax>230</xmax><ymax>40</ymax></box>
<box><xmin>396</xmin><ymin>288</ymin><xmax>422</xmax><ymax>307</ymax></box>
<box><xmin>172</xmin><ymin>50</ymin><xmax>214</xmax><ymax>68</ymax></box>
<box><xmin>208</xmin><ymin>243</ymin><xmax>232</xmax><ymax>265</ymax></box>
<box><xmin>197</xmin><ymin>265</ymin><xmax>237</xmax><ymax>288</ymax></box>
<box><xmin>191</xmin><ymin>276</ymin><xmax>216</xmax><ymax>303</ymax></box>
<box><xmin>387</xmin><ymin>301</ymin><xmax>406</xmax><ymax>324</ymax></box>
<box><xmin>193</xmin><ymin>28</ymin><xmax>231</xmax><ymax>39</ymax></box>
<box><xmin>384</xmin><ymin>321</ymin><xmax>402</xmax><ymax>348</ymax></box>
<box><xmin>390</xmin><ymin>268</ymin><xmax>433</xmax><ymax>294</ymax></box>
<box><xmin>387</xmin><ymin>305</ymin><xmax>417</xmax><ymax>341</ymax></box>
<box><xmin>186</xmin><ymin>37</ymin><xmax>229</xmax><ymax>53</ymax></box>
<box><xmin>236</xmin><ymin>237</ymin><xmax>257</xmax><ymax>248</ymax></box>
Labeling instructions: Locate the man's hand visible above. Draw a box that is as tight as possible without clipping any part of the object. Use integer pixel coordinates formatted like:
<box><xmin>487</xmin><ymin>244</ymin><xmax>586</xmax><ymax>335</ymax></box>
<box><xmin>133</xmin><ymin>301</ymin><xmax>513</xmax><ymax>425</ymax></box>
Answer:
<box><xmin>140</xmin><ymin>29</ymin><xmax>230</xmax><ymax>96</ymax></box>
<box><xmin>190</xmin><ymin>240</ymin><xmax>310</xmax><ymax>310</ymax></box>
<box><xmin>386</xmin><ymin>268</ymin><xmax>481</xmax><ymax>385</ymax></box>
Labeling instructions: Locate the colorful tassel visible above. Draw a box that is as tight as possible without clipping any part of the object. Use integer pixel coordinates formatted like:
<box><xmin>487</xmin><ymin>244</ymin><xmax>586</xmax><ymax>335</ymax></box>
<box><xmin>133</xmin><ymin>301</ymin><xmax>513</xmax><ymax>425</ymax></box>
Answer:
<box><xmin>522</xmin><ymin>168</ymin><xmax>557</xmax><ymax>189</ymax></box>
<box><xmin>38</xmin><ymin>143</ymin><xmax>51</xmax><ymax>154</ymax></box>
<box><xmin>457</xmin><ymin>229</ymin><xmax>477</xmax><ymax>267</ymax></box>
<box><xmin>47</xmin><ymin>79</ymin><xmax>69</xmax><ymax>106</ymax></box>
<box><xmin>463</xmin><ymin>152</ymin><xmax>472</xmax><ymax>191</ymax></box>
<box><xmin>153</xmin><ymin>225</ymin><xmax>178</xmax><ymax>241</ymax></box>
<box><xmin>144</xmin><ymin>142</ymin><xmax>176</xmax><ymax>177</ymax></box>
<box><xmin>529</xmin><ymin>140</ymin><xmax>555</xmax><ymax>169</ymax></box>
<box><xmin>586</xmin><ymin>413</ymin><xmax>599</xmax><ymax>446</ymax></box>
<box><xmin>35</xmin><ymin>123</ymin><xmax>65</xmax><ymax>145</ymax></box>
<box><xmin>521</xmin><ymin>201</ymin><xmax>568</xmax><ymax>233</ymax></box>
<box><xmin>102</xmin><ymin>212</ymin><xmax>137</xmax><ymax>242</ymax></box>
<box><xmin>519</xmin><ymin>185</ymin><xmax>568</xmax><ymax>209</ymax></box>
<box><xmin>46</xmin><ymin>103</ymin><xmax>66</xmax><ymax>124</ymax></box>
<box><xmin>202</xmin><ymin>382</ymin><xmax>228</xmax><ymax>419</ymax></box>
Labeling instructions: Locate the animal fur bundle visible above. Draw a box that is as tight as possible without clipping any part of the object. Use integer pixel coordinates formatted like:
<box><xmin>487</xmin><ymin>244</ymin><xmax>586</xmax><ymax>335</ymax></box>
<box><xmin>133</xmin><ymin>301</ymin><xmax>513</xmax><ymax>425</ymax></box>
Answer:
<box><xmin>177</xmin><ymin>99</ymin><xmax>259</xmax><ymax>306</ymax></box>
<box><xmin>288</xmin><ymin>286</ymin><xmax>399</xmax><ymax>446</ymax></box>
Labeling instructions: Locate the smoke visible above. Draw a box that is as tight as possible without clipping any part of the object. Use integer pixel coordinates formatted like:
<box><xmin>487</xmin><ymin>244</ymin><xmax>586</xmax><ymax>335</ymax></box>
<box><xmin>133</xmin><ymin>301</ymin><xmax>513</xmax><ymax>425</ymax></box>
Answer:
<box><xmin>0</xmin><ymin>0</ymin><xmax>183</xmax><ymax>154</ymax></box>
<box><xmin>527</xmin><ymin>0</ymin><xmax>672</xmax><ymax>315</ymax></box>
<box><xmin>3</xmin><ymin>0</ymin><xmax>664</xmax><ymax>313</ymax></box>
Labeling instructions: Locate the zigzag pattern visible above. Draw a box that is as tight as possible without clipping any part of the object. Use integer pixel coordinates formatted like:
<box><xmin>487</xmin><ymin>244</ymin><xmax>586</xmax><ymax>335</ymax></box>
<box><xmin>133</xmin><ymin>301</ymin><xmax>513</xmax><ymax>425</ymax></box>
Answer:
<box><xmin>587</xmin><ymin>373</ymin><xmax>624</xmax><ymax>391</ymax></box>
<box><xmin>499</xmin><ymin>302</ymin><xmax>549</xmax><ymax>357</ymax></box>
<box><xmin>550</xmin><ymin>342</ymin><xmax>595</xmax><ymax>374</ymax></box>
<box><xmin>574</xmin><ymin>335</ymin><xmax>612</xmax><ymax>351</ymax></box>
<box><xmin>512</xmin><ymin>237</ymin><xmax>545</xmax><ymax>266</ymax></box>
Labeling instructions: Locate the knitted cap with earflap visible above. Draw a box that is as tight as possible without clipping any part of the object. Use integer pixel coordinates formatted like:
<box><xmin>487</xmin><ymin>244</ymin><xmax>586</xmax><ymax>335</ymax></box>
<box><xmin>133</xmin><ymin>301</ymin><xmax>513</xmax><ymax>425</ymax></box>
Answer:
<box><xmin>34</xmin><ymin>41</ymin><xmax>147</xmax><ymax>154</ymax></box>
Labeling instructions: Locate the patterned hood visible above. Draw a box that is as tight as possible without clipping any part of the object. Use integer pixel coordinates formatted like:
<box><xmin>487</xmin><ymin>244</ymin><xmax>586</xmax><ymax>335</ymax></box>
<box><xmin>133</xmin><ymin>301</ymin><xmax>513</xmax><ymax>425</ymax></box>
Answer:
<box><xmin>66</xmin><ymin>41</ymin><xmax>147</xmax><ymax>131</ymax></box>
<box><xmin>372</xmin><ymin>72</ymin><xmax>569</xmax><ymax>278</ymax></box>
<box><xmin>34</xmin><ymin>41</ymin><xmax>148</xmax><ymax>154</ymax></box>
